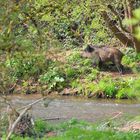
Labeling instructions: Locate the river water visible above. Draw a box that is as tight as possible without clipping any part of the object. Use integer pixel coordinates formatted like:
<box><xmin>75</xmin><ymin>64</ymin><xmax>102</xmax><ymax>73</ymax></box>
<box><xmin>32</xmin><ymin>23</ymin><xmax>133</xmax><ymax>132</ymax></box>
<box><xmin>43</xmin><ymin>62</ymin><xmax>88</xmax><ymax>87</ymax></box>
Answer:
<box><xmin>1</xmin><ymin>94</ymin><xmax>140</xmax><ymax>123</ymax></box>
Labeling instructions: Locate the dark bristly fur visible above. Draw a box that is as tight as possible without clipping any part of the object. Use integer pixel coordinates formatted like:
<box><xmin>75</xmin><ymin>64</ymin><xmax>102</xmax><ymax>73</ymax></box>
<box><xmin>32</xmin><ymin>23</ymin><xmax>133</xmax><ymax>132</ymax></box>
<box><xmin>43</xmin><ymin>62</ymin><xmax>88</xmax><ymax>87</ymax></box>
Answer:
<box><xmin>82</xmin><ymin>44</ymin><xmax>124</xmax><ymax>74</ymax></box>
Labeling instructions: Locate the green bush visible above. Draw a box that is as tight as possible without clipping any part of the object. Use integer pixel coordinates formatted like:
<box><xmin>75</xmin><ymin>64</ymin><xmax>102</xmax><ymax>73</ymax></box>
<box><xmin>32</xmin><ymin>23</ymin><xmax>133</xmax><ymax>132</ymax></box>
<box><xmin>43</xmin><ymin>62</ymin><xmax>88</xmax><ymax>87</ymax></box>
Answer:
<box><xmin>97</xmin><ymin>78</ymin><xmax>117</xmax><ymax>98</ymax></box>
<box><xmin>86</xmin><ymin>69</ymin><xmax>99</xmax><ymax>81</ymax></box>
<box><xmin>48</xmin><ymin>128</ymin><xmax>140</xmax><ymax>140</ymax></box>
<box><xmin>5</xmin><ymin>53</ymin><xmax>47</xmax><ymax>80</ymax></box>
<box><xmin>79</xmin><ymin>76</ymin><xmax>140</xmax><ymax>99</ymax></box>
<box><xmin>34</xmin><ymin>120</ymin><xmax>47</xmax><ymax>134</ymax></box>
<box><xmin>127</xmin><ymin>78</ymin><xmax>140</xmax><ymax>99</ymax></box>
<box><xmin>122</xmin><ymin>48</ymin><xmax>140</xmax><ymax>66</ymax></box>
<box><xmin>116</xmin><ymin>88</ymin><xmax>130</xmax><ymax>99</ymax></box>
<box><xmin>39</xmin><ymin>67</ymin><xmax>65</xmax><ymax>90</ymax></box>
<box><xmin>115</xmin><ymin>78</ymin><xmax>139</xmax><ymax>99</ymax></box>
<box><xmin>67</xmin><ymin>51</ymin><xmax>82</xmax><ymax>64</ymax></box>
<box><xmin>64</xmin><ymin>66</ymin><xmax>79</xmax><ymax>79</ymax></box>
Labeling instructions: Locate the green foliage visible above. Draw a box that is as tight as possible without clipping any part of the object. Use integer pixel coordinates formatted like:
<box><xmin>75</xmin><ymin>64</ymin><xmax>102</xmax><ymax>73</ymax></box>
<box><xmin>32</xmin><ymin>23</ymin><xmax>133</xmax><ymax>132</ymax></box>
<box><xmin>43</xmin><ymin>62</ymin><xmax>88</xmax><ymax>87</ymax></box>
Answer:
<box><xmin>86</xmin><ymin>69</ymin><xmax>99</xmax><ymax>81</ymax></box>
<box><xmin>34</xmin><ymin>119</ymin><xmax>47</xmax><ymax>134</ymax></box>
<box><xmin>97</xmin><ymin>78</ymin><xmax>117</xmax><ymax>98</ymax></box>
<box><xmin>5</xmin><ymin>53</ymin><xmax>47</xmax><ymax>80</ymax></box>
<box><xmin>66</xmin><ymin>50</ymin><xmax>93</xmax><ymax>75</ymax></box>
<box><xmin>39</xmin><ymin>67</ymin><xmax>65</xmax><ymax>90</ymax></box>
<box><xmin>48</xmin><ymin>128</ymin><xmax>140</xmax><ymax>140</ymax></box>
<box><xmin>122</xmin><ymin>47</ymin><xmax>140</xmax><ymax>73</ymax></box>
<box><xmin>116</xmin><ymin>88</ymin><xmax>129</xmax><ymax>99</ymax></box>
<box><xmin>66</xmin><ymin>51</ymin><xmax>82</xmax><ymax>64</ymax></box>
<box><xmin>2</xmin><ymin>135</ymin><xmax>34</xmax><ymax>140</ymax></box>
<box><xmin>46</xmin><ymin>119</ymin><xmax>140</xmax><ymax>140</ymax></box>
<box><xmin>34</xmin><ymin>119</ymin><xmax>54</xmax><ymax>138</ymax></box>
<box><xmin>97</xmin><ymin>77</ymin><xmax>140</xmax><ymax>99</ymax></box>
<box><xmin>114</xmin><ymin>77</ymin><xmax>140</xmax><ymax>99</ymax></box>
<box><xmin>2</xmin><ymin>116</ymin><xmax>140</xmax><ymax>140</ymax></box>
<box><xmin>36</xmin><ymin>0</ymin><xmax>109</xmax><ymax>46</ymax></box>
<box><xmin>73</xmin><ymin>75</ymin><xmax>140</xmax><ymax>99</ymax></box>
<box><xmin>115</xmin><ymin>78</ymin><xmax>133</xmax><ymax>99</ymax></box>
<box><xmin>0</xmin><ymin>114</ymin><xmax>8</xmax><ymax>136</ymax></box>
<box><xmin>127</xmin><ymin>78</ymin><xmax>140</xmax><ymax>99</ymax></box>
<box><xmin>122</xmin><ymin>48</ymin><xmax>140</xmax><ymax>66</ymax></box>
<box><xmin>64</xmin><ymin>66</ymin><xmax>79</xmax><ymax>79</ymax></box>
<box><xmin>124</xmin><ymin>8</ymin><xmax>140</xmax><ymax>40</ymax></box>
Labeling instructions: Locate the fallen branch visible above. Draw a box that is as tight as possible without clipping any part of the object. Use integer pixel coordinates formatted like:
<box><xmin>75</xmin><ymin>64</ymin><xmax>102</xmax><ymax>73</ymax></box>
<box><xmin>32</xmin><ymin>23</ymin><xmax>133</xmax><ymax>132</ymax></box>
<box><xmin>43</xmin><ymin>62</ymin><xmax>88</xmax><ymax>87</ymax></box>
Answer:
<box><xmin>110</xmin><ymin>112</ymin><xmax>123</xmax><ymax>120</ymax></box>
<box><xmin>6</xmin><ymin>97</ymin><xmax>48</xmax><ymax>140</ymax></box>
<box><xmin>43</xmin><ymin>117</ymin><xmax>69</xmax><ymax>121</ymax></box>
<box><xmin>17</xmin><ymin>97</ymin><xmax>47</xmax><ymax>111</ymax></box>
<box><xmin>98</xmin><ymin>112</ymin><xmax>123</xmax><ymax>129</ymax></box>
<box><xmin>6</xmin><ymin>106</ymin><xmax>31</xmax><ymax>140</ymax></box>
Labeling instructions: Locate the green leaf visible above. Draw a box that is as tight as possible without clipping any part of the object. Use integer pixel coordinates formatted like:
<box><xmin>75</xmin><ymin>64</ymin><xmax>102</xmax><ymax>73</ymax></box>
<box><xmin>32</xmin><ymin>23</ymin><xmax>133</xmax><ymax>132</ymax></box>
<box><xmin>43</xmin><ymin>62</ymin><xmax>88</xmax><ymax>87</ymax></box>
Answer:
<box><xmin>135</xmin><ymin>27</ymin><xmax>140</xmax><ymax>40</ymax></box>
<box><xmin>123</xmin><ymin>18</ymin><xmax>139</xmax><ymax>25</ymax></box>
<box><xmin>41</xmin><ymin>14</ymin><xmax>54</xmax><ymax>22</ymax></box>
<box><xmin>133</xmin><ymin>8</ymin><xmax>140</xmax><ymax>20</ymax></box>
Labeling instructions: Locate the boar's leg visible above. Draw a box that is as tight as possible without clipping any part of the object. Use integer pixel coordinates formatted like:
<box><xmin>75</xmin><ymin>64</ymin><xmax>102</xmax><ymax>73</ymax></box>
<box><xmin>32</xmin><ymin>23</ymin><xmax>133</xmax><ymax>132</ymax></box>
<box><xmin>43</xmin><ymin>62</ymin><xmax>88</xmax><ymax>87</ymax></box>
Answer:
<box><xmin>114</xmin><ymin>56</ymin><xmax>123</xmax><ymax>74</ymax></box>
<box><xmin>115</xmin><ymin>63</ymin><xmax>123</xmax><ymax>74</ymax></box>
<box><xmin>92</xmin><ymin>53</ymin><xmax>102</xmax><ymax>68</ymax></box>
<box><xmin>120</xmin><ymin>64</ymin><xmax>124</xmax><ymax>74</ymax></box>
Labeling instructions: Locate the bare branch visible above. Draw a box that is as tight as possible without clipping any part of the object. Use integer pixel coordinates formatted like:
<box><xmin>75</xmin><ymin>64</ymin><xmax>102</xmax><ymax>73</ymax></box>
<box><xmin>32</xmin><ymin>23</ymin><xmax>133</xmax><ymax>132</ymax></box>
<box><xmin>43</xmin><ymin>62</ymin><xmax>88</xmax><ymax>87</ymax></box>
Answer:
<box><xmin>6</xmin><ymin>106</ymin><xmax>31</xmax><ymax>140</ymax></box>
<box><xmin>6</xmin><ymin>97</ymin><xmax>48</xmax><ymax>140</ymax></box>
<box><xmin>17</xmin><ymin>97</ymin><xmax>47</xmax><ymax>111</ymax></box>
<box><xmin>101</xmin><ymin>11</ymin><xmax>134</xmax><ymax>47</ymax></box>
<box><xmin>107</xmin><ymin>5</ymin><xmax>130</xmax><ymax>33</ymax></box>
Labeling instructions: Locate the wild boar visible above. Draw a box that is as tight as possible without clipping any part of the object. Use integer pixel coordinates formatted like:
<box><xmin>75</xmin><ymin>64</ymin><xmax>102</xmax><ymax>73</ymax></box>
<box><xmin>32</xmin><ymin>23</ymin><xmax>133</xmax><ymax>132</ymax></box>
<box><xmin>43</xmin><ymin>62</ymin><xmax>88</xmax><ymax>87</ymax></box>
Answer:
<box><xmin>82</xmin><ymin>44</ymin><xmax>124</xmax><ymax>74</ymax></box>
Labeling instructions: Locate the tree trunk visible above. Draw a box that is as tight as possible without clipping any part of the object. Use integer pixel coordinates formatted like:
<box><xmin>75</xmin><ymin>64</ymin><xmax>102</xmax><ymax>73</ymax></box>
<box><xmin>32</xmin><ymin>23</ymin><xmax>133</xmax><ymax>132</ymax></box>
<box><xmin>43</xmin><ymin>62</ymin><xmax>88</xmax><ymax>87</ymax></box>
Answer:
<box><xmin>101</xmin><ymin>11</ymin><xmax>133</xmax><ymax>47</ymax></box>
<box><xmin>133</xmin><ymin>37</ymin><xmax>140</xmax><ymax>53</ymax></box>
<box><xmin>125</xmin><ymin>0</ymin><xmax>133</xmax><ymax>32</ymax></box>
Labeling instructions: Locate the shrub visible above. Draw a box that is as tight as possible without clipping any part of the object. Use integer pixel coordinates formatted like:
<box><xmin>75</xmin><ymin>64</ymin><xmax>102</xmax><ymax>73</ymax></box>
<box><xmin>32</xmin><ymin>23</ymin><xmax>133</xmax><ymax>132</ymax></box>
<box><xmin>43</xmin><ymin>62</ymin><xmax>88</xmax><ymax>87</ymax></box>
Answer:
<box><xmin>39</xmin><ymin>67</ymin><xmax>65</xmax><ymax>90</ymax></box>
<box><xmin>67</xmin><ymin>51</ymin><xmax>82</xmax><ymax>64</ymax></box>
<box><xmin>86</xmin><ymin>69</ymin><xmax>99</xmax><ymax>81</ymax></box>
<box><xmin>5</xmin><ymin>53</ymin><xmax>47</xmax><ymax>80</ymax></box>
<box><xmin>34</xmin><ymin>119</ymin><xmax>47</xmax><ymax>134</ymax></box>
<box><xmin>116</xmin><ymin>88</ymin><xmax>130</xmax><ymax>99</ymax></box>
<box><xmin>97</xmin><ymin>78</ymin><xmax>117</xmax><ymax>98</ymax></box>
<box><xmin>64</xmin><ymin>66</ymin><xmax>79</xmax><ymax>79</ymax></box>
<box><xmin>122</xmin><ymin>48</ymin><xmax>140</xmax><ymax>66</ymax></box>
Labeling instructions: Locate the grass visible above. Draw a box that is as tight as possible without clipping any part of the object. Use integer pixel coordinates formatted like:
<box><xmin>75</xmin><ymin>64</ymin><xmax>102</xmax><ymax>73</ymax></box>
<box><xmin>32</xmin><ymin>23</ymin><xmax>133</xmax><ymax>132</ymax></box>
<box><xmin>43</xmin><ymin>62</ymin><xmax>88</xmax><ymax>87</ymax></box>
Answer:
<box><xmin>3</xmin><ymin>118</ymin><xmax>140</xmax><ymax>140</ymax></box>
<box><xmin>48</xmin><ymin>128</ymin><xmax>140</xmax><ymax>140</ymax></box>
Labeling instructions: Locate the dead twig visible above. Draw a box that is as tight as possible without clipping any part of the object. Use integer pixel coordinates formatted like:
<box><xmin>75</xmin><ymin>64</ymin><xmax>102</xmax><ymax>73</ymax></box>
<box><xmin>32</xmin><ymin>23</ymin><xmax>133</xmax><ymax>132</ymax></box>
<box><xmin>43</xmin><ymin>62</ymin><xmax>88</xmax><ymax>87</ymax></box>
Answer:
<box><xmin>6</xmin><ymin>106</ymin><xmax>31</xmax><ymax>140</ymax></box>
<box><xmin>0</xmin><ymin>95</ymin><xmax>19</xmax><ymax>116</ymax></box>
<box><xmin>43</xmin><ymin>117</ymin><xmax>69</xmax><ymax>121</ymax></box>
<box><xmin>6</xmin><ymin>97</ymin><xmax>48</xmax><ymax>140</ymax></box>
<box><xmin>17</xmin><ymin>97</ymin><xmax>47</xmax><ymax>111</ymax></box>
<box><xmin>98</xmin><ymin>112</ymin><xmax>123</xmax><ymax>129</ymax></box>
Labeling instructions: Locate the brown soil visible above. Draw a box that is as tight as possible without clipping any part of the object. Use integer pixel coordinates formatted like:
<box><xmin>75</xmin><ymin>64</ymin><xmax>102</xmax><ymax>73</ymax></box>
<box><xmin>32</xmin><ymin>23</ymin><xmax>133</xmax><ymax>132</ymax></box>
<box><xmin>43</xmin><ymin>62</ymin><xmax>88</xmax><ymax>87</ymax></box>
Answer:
<box><xmin>46</xmin><ymin>48</ymin><xmax>74</xmax><ymax>63</ymax></box>
<box><xmin>46</xmin><ymin>131</ymin><xmax>57</xmax><ymax>138</ymax></box>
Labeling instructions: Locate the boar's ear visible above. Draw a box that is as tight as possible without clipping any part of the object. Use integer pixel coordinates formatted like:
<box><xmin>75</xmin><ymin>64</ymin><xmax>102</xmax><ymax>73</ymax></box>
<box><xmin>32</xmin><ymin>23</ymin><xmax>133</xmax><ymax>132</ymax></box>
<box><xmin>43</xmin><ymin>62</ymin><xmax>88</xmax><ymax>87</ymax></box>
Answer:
<box><xmin>85</xmin><ymin>44</ymin><xmax>94</xmax><ymax>52</ymax></box>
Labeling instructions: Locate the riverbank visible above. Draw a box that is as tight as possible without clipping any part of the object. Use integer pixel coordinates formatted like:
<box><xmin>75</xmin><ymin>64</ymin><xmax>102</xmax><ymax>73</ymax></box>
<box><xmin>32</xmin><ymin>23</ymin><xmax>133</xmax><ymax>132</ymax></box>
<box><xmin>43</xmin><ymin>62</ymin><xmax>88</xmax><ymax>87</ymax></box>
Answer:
<box><xmin>3</xmin><ymin>47</ymin><xmax>140</xmax><ymax>100</ymax></box>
